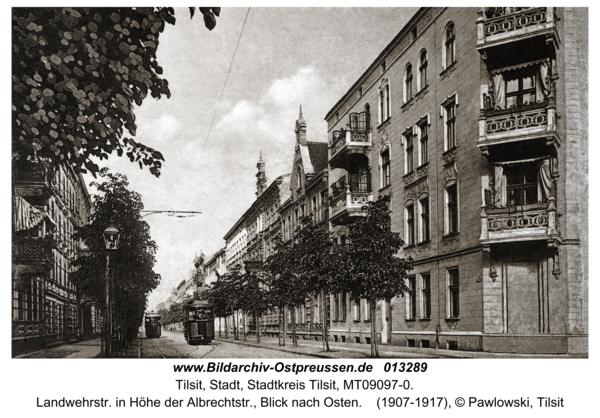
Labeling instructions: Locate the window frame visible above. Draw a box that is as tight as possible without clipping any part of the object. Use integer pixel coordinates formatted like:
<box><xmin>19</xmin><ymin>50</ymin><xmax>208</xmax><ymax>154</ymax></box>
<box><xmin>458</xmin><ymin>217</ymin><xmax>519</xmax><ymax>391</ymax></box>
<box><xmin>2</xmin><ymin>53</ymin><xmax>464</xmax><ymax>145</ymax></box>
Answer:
<box><xmin>381</xmin><ymin>148</ymin><xmax>391</xmax><ymax>189</ymax></box>
<box><xmin>405</xmin><ymin>63</ymin><xmax>413</xmax><ymax>102</ymax></box>
<box><xmin>445</xmin><ymin>181</ymin><xmax>459</xmax><ymax>235</ymax></box>
<box><xmin>447</xmin><ymin>268</ymin><xmax>460</xmax><ymax>319</ymax></box>
<box><xmin>444</xmin><ymin>22</ymin><xmax>456</xmax><ymax>69</ymax></box>
<box><xmin>418</xmin><ymin>49</ymin><xmax>428</xmax><ymax>91</ymax></box>
<box><xmin>419</xmin><ymin>195</ymin><xmax>430</xmax><ymax>243</ymax></box>
<box><xmin>378</xmin><ymin>79</ymin><xmax>391</xmax><ymax>125</ymax></box>
<box><xmin>418</xmin><ymin>116</ymin><xmax>430</xmax><ymax>167</ymax></box>
<box><xmin>406</xmin><ymin>276</ymin><xmax>417</xmax><ymax>320</ymax></box>
<box><xmin>421</xmin><ymin>273</ymin><xmax>431</xmax><ymax>319</ymax></box>
<box><xmin>445</xmin><ymin>101</ymin><xmax>456</xmax><ymax>150</ymax></box>
<box><xmin>406</xmin><ymin>202</ymin><xmax>415</xmax><ymax>246</ymax></box>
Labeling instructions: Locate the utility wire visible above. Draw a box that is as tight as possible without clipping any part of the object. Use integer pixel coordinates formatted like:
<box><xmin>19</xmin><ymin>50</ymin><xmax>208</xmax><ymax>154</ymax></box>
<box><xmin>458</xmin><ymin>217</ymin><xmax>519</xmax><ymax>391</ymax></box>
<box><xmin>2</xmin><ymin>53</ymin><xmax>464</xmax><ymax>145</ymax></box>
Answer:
<box><xmin>202</xmin><ymin>7</ymin><xmax>251</xmax><ymax>152</ymax></box>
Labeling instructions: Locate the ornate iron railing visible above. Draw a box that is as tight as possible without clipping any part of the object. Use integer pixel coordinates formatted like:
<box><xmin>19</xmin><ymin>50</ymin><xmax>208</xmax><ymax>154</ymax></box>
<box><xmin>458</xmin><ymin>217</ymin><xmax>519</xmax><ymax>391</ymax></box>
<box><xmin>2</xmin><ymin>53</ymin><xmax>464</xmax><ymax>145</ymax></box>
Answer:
<box><xmin>485</xmin><ymin>107</ymin><xmax>548</xmax><ymax>135</ymax></box>
<box><xmin>330</xmin><ymin>129</ymin><xmax>370</xmax><ymax>157</ymax></box>
<box><xmin>487</xmin><ymin>210</ymin><xmax>549</xmax><ymax>232</ymax></box>
<box><xmin>483</xmin><ymin>7</ymin><xmax>546</xmax><ymax>37</ymax></box>
<box><xmin>330</xmin><ymin>190</ymin><xmax>371</xmax><ymax>217</ymax></box>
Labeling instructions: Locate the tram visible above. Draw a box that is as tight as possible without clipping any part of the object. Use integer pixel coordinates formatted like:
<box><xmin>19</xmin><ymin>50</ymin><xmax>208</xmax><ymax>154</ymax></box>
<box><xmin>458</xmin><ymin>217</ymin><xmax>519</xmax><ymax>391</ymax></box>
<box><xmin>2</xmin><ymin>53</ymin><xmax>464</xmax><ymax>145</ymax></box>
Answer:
<box><xmin>184</xmin><ymin>300</ymin><xmax>214</xmax><ymax>345</ymax></box>
<box><xmin>144</xmin><ymin>312</ymin><xmax>162</xmax><ymax>338</ymax></box>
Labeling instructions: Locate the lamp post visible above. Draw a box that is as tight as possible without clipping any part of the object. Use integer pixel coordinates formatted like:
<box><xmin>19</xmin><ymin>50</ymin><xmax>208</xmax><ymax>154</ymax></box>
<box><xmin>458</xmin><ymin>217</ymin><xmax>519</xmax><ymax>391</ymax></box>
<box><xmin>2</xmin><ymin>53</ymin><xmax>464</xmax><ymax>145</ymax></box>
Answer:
<box><xmin>103</xmin><ymin>220</ymin><xmax>120</xmax><ymax>356</ymax></box>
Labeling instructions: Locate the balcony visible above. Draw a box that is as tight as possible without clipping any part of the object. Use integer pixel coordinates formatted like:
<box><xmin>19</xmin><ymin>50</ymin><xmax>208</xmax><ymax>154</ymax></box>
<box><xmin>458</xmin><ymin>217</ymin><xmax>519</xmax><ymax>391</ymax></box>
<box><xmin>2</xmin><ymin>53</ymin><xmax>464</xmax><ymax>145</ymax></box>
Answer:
<box><xmin>329</xmin><ymin>111</ymin><xmax>372</xmax><ymax>170</ymax></box>
<box><xmin>13</xmin><ymin>236</ymin><xmax>54</xmax><ymax>268</ymax></box>
<box><xmin>480</xmin><ymin>199</ymin><xmax>561</xmax><ymax>246</ymax></box>
<box><xmin>478</xmin><ymin>103</ymin><xmax>560</xmax><ymax>156</ymax></box>
<box><xmin>476</xmin><ymin>7</ymin><xmax>560</xmax><ymax>56</ymax></box>
<box><xmin>329</xmin><ymin>185</ymin><xmax>372</xmax><ymax>226</ymax></box>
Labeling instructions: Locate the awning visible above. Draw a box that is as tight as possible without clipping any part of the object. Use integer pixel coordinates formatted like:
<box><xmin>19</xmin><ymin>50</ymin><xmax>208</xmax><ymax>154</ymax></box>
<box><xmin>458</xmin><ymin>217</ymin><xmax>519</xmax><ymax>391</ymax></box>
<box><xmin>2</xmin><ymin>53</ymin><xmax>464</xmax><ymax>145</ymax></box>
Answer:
<box><xmin>13</xmin><ymin>196</ymin><xmax>54</xmax><ymax>232</ymax></box>
<box><xmin>493</xmin><ymin>155</ymin><xmax>550</xmax><ymax>166</ymax></box>
<box><xmin>491</xmin><ymin>59</ymin><xmax>548</xmax><ymax>76</ymax></box>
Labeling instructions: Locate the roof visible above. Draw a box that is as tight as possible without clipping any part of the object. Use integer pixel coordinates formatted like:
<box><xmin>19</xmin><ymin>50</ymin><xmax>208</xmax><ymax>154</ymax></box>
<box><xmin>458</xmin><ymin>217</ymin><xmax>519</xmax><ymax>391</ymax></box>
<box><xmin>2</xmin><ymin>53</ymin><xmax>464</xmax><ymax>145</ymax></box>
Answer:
<box><xmin>307</xmin><ymin>141</ymin><xmax>328</xmax><ymax>174</ymax></box>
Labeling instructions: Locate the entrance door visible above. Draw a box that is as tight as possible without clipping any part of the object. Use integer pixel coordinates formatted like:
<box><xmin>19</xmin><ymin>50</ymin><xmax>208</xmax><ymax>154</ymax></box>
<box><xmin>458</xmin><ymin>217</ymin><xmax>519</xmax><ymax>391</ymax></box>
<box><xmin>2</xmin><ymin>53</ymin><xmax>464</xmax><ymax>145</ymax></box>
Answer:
<box><xmin>506</xmin><ymin>262</ymin><xmax>540</xmax><ymax>334</ymax></box>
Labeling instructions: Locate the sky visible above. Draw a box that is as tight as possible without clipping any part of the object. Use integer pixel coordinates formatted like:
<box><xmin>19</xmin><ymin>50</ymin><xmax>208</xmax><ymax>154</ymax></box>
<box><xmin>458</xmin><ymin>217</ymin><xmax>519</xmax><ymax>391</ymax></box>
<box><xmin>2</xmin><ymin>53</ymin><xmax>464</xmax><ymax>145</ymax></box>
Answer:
<box><xmin>79</xmin><ymin>7</ymin><xmax>419</xmax><ymax>310</ymax></box>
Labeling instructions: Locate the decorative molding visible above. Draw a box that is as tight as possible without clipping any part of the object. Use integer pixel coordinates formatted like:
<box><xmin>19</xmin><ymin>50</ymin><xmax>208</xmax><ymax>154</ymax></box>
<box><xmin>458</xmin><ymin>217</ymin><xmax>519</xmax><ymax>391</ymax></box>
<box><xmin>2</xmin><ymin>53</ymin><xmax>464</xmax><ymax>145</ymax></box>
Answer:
<box><xmin>443</xmin><ymin>162</ymin><xmax>458</xmax><ymax>185</ymax></box>
<box><xmin>441</xmin><ymin>233</ymin><xmax>460</xmax><ymax>246</ymax></box>
<box><xmin>420</xmin><ymin>320</ymin><xmax>430</xmax><ymax>329</ymax></box>
<box><xmin>440</xmin><ymin>61</ymin><xmax>457</xmax><ymax>80</ymax></box>
<box><xmin>416</xmin><ymin>164</ymin><xmax>429</xmax><ymax>178</ymax></box>
<box><xmin>442</xmin><ymin>148</ymin><xmax>457</xmax><ymax>166</ymax></box>
<box><xmin>403</xmin><ymin>172</ymin><xmax>416</xmax><ymax>185</ymax></box>
<box><xmin>401</xmin><ymin>98</ymin><xmax>414</xmax><ymax>113</ymax></box>
<box><xmin>405</xmin><ymin>179</ymin><xmax>429</xmax><ymax>202</ymax></box>
<box><xmin>415</xmin><ymin>86</ymin><xmax>429</xmax><ymax>101</ymax></box>
<box><xmin>446</xmin><ymin>320</ymin><xmax>460</xmax><ymax>330</ymax></box>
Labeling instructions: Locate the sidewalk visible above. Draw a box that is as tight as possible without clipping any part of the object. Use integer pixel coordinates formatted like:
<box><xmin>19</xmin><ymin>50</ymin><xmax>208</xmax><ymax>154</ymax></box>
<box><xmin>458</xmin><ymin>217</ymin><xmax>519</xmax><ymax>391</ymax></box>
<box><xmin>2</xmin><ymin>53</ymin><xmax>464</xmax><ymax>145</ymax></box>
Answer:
<box><xmin>15</xmin><ymin>335</ymin><xmax>143</xmax><ymax>359</ymax></box>
<box><xmin>214</xmin><ymin>335</ymin><xmax>585</xmax><ymax>359</ymax></box>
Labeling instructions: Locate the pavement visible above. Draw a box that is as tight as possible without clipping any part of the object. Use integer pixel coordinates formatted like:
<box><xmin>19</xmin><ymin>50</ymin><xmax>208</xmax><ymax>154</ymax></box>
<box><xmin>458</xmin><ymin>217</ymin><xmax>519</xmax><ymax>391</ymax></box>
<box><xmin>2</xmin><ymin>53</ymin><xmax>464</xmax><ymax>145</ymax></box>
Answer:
<box><xmin>15</xmin><ymin>336</ymin><xmax>142</xmax><ymax>359</ymax></box>
<box><xmin>213</xmin><ymin>334</ymin><xmax>586</xmax><ymax>359</ymax></box>
<box><xmin>15</xmin><ymin>332</ymin><xmax>585</xmax><ymax>359</ymax></box>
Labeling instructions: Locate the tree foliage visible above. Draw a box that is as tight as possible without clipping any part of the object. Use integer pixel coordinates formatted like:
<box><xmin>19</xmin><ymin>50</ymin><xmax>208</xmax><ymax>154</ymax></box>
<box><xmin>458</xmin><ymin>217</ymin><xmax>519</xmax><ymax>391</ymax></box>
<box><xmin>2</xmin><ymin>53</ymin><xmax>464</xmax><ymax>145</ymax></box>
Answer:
<box><xmin>344</xmin><ymin>195</ymin><xmax>413</xmax><ymax>357</ymax></box>
<box><xmin>71</xmin><ymin>168</ymin><xmax>161</xmax><ymax>335</ymax></box>
<box><xmin>12</xmin><ymin>7</ymin><xmax>219</xmax><ymax>177</ymax></box>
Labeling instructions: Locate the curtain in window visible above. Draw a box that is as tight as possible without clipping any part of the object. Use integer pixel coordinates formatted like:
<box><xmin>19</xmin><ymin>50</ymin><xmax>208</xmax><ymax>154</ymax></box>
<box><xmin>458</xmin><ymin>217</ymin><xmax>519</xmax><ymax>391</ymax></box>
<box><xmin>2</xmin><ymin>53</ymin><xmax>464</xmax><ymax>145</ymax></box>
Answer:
<box><xmin>537</xmin><ymin>60</ymin><xmax>550</xmax><ymax>100</ymax></box>
<box><xmin>493</xmin><ymin>73</ymin><xmax>505</xmax><ymax>109</ymax></box>
<box><xmin>493</xmin><ymin>165</ymin><xmax>507</xmax><ymax>208</ymax></box>
<box><xmin>538</xmin><ymin>159</ymin><xmax>553</xmax><ymax>202</ymax></box>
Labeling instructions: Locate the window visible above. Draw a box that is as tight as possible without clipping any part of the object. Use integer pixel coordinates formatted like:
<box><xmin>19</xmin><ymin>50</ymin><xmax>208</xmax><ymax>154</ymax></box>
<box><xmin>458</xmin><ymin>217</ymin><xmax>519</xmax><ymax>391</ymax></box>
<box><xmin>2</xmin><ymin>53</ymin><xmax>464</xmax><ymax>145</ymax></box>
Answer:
<box><xmin>405</xmin><ymin>64</ymin><xmax>413</xmax><ymax>102</ymax></box>
<box><xmin>353</xmin><ymin>297</ymin><xmax>361</xmax><ymax>321</ymax></box>
<box><xmin>419</xmin><ymin>121</ymin><xmax>428</xmax><ymax>166</ymax></box>
<box><xmin>349</xmin><ymin>164</ymin><xmax>370</xmax><ymax>193</ymax></box>
<box><xmin>419</xmin><ymin>196</ymin><xmax>430</xmax><ymax>242</ymax></box>
<box><xmin>381</xmin><ymin>60</ymin><xmax>386</xmax><ymax>73</ymax></box>
<box><xmin>505</xmin><ymin>68</ymin><xmax>537</xmax><ymax>108</ymax></box>
<box><xmin>445</xmin><ymin>100</ymin><xmax>456</xmax><ymax>150</ymax></box>
<box><xmin>381</xmin><ymin>149</ymin><xmax>390</xmax><ymax>188</ymax></box>
<box><xmin>407</xmin><ymin>276</ymin><xmax>416</xmax><ymax>320</ymax></box>
<box><xmin>447</xmin><ymin>268</ymin><xmax>459</xmax><ymax>318</ymax></box>
<box><xmin>364</xmin><ymin>299</ymin><xmax>371</xmax><ymax>321</ymax></box>
<box><xmin>406</xmin><ymin>203</ymin><xmax>415</xmax><ymax>246</ymax></box>
<box><xmin>340</xmin><ymin>292</ymin><xmax>347</xmax><ymax>320</ymax></box>
<box><xmin>506</xmin><ymin>164</ymin><xmax>539</xmax><ymax>207</ymax></box>
<box><xmin>446</xmin><ymin>182</ymin><xmax>459</xmax><ymax>235</ymax></box>
<box><xmin>418</xmin><ymin>50</ymin><xmax>428</xmax><ymax>90</ymax></box>
<box><xmin>334</xmin><ymin>294</ymin><xmax>339</xmax><ymax>320</ymax></box>
<box><xmin>405</xmin><ymin>131</ymin><xmax>414</xmax><ymax>174</ymax></box>
<box><xmin>421</xmin><ymin>273</ymin><xmax>431</xmax><ymax>319</ymax></box>
<box><xmin>378</xmin><ymin>79</ymin><xmax>390</xmax><ymax>124</ymax></box>
<box><xmin>444</xmin><ymin>23</ymin><xmax>455</xmax><ymax>68</ymax></box>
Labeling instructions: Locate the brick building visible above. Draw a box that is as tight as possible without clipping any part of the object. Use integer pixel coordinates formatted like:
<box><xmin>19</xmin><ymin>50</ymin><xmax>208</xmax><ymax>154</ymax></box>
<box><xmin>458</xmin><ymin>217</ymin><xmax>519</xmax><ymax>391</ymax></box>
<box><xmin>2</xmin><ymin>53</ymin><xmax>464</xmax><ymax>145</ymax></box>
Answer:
<box><xmin>12</xmin><ymin>160</ymin><xmax>95</xmax><ymax>355</ymax></box>
<box><xmin>325</xmin><ymin>7</ymin><xmax>587</xmax><ymax>353</ymax></box>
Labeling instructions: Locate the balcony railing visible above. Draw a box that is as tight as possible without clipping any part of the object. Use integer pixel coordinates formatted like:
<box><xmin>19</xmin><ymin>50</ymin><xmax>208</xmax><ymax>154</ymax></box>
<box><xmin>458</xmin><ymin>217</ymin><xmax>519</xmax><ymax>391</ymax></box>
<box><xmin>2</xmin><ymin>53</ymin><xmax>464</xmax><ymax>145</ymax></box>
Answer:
<box><xmin>13</xmin><ymin>236</ymin><xmax>53</xmax><ymax>264</ymax></box>
<box><xmin>478</xmin><ymin>103</ymin><xmax>559</xmax><ymax>151</ymax></box>
<box><xmin>480</xmin><ymin>198</ymin><xmax>559</xmax><ymax>244</ymax></box>
<box><xmin>329</xmin><ymin>128</ymin><xmax>372</xmax><ymax>161</ymax></box>
<box><xmin>477</xmin><ymin>7</ymin><xmax>559</xmax><ymax>50</ymax></box>
<box><xmin>329</xmin><ymin>185</ymin><xmax>372</xmax><ymax>225</ymax></box>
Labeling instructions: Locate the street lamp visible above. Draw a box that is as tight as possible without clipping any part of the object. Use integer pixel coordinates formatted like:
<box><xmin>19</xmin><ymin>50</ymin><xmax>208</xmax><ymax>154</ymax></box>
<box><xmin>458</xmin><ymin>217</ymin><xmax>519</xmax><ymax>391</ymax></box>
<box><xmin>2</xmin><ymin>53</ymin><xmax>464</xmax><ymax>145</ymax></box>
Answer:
<box><xmin>103</xmin><ymin>220</ymin><xmax>120</xmax><ymax>356</ymax></box>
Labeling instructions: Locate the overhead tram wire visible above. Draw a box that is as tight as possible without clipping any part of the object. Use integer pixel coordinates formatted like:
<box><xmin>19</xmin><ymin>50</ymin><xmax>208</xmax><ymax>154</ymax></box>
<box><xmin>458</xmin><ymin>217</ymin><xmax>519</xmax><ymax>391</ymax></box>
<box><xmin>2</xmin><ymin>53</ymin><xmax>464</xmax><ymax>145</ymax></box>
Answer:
<box><xmin>201</xmin><ymin>7</ymin><xmax>251</xmax><ymax>153</ymax></box>
<box><xmin>140</xmin><ymin>210</ymin><xmax>202</xmax><ymax>218</ymax></box>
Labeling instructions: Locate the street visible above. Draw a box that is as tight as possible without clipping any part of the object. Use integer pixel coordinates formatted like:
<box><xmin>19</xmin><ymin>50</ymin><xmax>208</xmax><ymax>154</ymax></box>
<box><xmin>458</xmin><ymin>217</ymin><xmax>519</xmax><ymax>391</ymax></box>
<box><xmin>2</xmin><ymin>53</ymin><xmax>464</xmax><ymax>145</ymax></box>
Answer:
<box><xmin>141</xmin><ymin>330</ymin><xmax>314</xmax><ymax>359</ymax></box>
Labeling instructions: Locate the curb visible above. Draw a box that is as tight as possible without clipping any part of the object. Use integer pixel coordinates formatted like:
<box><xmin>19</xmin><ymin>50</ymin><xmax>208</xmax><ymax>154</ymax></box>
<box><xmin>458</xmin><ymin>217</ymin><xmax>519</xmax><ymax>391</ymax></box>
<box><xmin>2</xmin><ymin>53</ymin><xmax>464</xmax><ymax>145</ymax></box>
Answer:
<box><xmin>214</xmin><ymin>338</ymin><xmax>339</xmax><ymax>359</ymax></box>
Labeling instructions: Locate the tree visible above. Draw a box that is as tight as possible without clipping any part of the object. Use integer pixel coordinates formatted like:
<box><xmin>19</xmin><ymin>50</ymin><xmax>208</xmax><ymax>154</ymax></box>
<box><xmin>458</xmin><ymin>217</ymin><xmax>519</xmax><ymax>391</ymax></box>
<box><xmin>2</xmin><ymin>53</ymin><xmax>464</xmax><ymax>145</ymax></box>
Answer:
<box><xmin>294</xmin><ymin>216</ymin><xmax>344</xmax><ymax>352</ymax></box>
<box><xmin>237</xmin><ymin>271</ymin><xmax>271</xmax><ymax>343</ymax></box>
<box><xmin>12</xmin><ymin>7</ymin><xmax>220</xmax><ymax>177</ymax></box>
<box><xmin>264</xmin><ymin>237</ymin><xmax>306</xmax><ymax>347</ymax></box>
<box><xmin>71</xmin><ymin>168</ymin><xmax>161</xmax><ymax>355</ymax></box>
<box><xmin>344</xmin><ymin>195</ymin><xmax>413</xmax><ymax>357</ymax></box>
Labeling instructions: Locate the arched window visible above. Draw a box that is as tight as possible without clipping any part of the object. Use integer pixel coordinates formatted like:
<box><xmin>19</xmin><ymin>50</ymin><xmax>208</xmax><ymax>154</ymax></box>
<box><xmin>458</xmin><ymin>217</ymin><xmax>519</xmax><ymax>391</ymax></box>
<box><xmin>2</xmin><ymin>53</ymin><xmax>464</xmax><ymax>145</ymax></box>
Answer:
<box><xmin>378</xmin><ymin>78</ymin><xmax>390</xmax><ymax>124</ymax></box>
<box><xmin>405</xmin><ymin>64</ymin><xmax>413</xmax><ymax>102</ymax></box>
<box><xmin>418</xmin><ymin>50</ymin><xmax>428</xmax><ymax>91</ymax></box>
<box><xmin>444</xmin><ymin>23</ymin><xmax>456</xmax><ymax>69</ymax></box>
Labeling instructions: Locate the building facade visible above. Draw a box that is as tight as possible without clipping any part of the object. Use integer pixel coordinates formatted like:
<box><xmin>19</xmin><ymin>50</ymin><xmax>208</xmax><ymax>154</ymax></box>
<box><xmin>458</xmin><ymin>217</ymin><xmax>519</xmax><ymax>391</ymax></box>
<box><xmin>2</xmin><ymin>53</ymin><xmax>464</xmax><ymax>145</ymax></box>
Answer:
<box><xmin>12</xmin><ymin>160</ymin><xmax>94</xmax><ymax>355</ymax></box>
<box><xmin>324</xmin><ymin>7</ymin><xmax>587</xmax><ymax>353</ymax></box>
<box><xmin>278</xmin><ymin>107</ymin><xmax>330</xmax><ymax>339</ymax></box>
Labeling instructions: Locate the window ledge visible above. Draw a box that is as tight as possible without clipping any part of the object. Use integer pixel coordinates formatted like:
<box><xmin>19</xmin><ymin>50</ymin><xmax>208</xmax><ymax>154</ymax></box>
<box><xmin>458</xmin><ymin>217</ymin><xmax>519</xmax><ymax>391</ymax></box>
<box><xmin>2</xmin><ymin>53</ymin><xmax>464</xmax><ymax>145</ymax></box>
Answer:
<box><xmin>440</xmin><ymin>61</ymin><xmax>457</xmax><ymax>79</ymax></box>
<box><xmin>442</xmin><ymin>146</ymin><xmax>458</xmax><ymax>157</ymax></box>
<box><xmin>405</xmin><ymin>318</ymin><xmax>416</xmax><ymax>322</ymax></box>
<box><xmin>353</xmin><ymin>320</ymin><xmax>362</xmax><ymax>323</ymax></box>
<box><xmin>401</xmin><ymin>97</ymin><xmax>415</xmax><ymax>112</ymax></box>
<box><xmin>363</xmin><ymin>319</ymin><xmax>371</xmax><ymax>323</ymax></box>
<box><xmin>377</xmin><ymin>117</ymin><xmax>392</xmax><ymax>130</ymax></box>
<box><xmin>442</xmin><ymin>232</ymin><xmax>460</xmax><ymax>242</ymax></box>
<box><xmin>418</xmin><ymin>318</ymin><xmax>432</xmax><ymax>322</ymax></box>
<box><xmin>403</xmin><ymin>171</ymin><xmax>415</xmax><ymax>179</ymax></box>
<box><xmin>417</xmin><ymin>162</ymin><xmax>430</xmax><ymax>170</ymax></box>
<box><xmin>417</xmin><ymin>240</ymin><xmax>431</xmax><ymax>247</ymax></box>
<box><xmin>404</xmin><ymin>244</ymin><xmax>416</xmax><ymax>250</ymax></box>
<box><xmin>445</xmin><ymin>317</ymin><xmax>460</xmax><ymax>322</ymax></box>
<box><xmin>415</xmin><ymin>85</ymin><xmax>430</xmax><ymax>100</ymax></box>
<box><xmin>378</xmin><ymin>185</ymin><xmax>391</xmax><ymax>193</ymax></box>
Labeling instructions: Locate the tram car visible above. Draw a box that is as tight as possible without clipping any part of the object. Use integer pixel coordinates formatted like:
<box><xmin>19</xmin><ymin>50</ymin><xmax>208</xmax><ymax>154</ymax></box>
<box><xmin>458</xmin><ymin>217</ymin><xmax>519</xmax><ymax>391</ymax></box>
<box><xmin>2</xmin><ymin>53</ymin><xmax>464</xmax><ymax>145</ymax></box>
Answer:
<box><xmin>144</xmin><ymin>312</ymin><xmax>162</xmax><ymax>338</ymax></box>
<box><xmin>184</xmin><ymin>300</ymin><xmax>214</xmax><ymax>345</ymax></box>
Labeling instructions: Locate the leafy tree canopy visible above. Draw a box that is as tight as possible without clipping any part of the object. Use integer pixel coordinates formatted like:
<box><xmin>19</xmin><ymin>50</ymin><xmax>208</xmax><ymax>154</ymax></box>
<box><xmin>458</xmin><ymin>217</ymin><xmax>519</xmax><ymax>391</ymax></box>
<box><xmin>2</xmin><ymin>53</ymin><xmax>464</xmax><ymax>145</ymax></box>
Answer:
<box><xmin>12</xmin><ymin>7</ymin><xmax>220</xmax><ymax>177</ymax></box>
<box><xmin>72</xmin><ymin>168</ymin><xmax>160</xmax><ymax>322</ymax></box>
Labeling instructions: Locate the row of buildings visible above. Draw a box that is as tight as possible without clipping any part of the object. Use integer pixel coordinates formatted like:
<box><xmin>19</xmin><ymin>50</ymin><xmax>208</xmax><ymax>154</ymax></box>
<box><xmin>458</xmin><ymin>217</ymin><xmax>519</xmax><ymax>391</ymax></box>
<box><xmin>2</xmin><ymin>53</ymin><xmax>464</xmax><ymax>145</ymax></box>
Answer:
<box><xmin>12</xmin><ymin>159</ymin><xmax>99</xmax><ymax>356</ymax></box>
<box><xmin>193</xmin><ymin>7</ymin><xmax>587</xmax><ymax>353</ymax></box>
